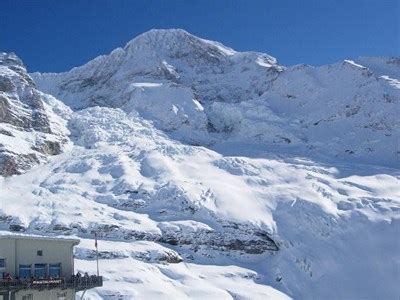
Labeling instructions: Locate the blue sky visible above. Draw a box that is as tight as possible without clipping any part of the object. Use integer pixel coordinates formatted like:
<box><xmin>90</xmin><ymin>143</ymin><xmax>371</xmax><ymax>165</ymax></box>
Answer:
<box><xmin>1</xmin><ymin>0</ymin><xmax>399</xmax><ymax>72</ymax></box>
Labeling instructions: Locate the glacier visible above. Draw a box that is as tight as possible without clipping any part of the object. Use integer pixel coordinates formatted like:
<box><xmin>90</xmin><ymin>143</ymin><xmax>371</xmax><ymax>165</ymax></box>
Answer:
<box><xmin>1</xmin><ymin>29</ymin><xmax>399</xmax><ymax>299</ymax></box>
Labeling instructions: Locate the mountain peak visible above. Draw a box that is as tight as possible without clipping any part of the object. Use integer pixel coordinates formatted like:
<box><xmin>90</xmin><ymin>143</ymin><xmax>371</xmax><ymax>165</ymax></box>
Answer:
<box><xmin>140</xmin><ymin>28</ymin><xmax>192</xmax><ymax>37</ymax></box>
<box><xmin>128</xmin><ymin>28</ymin><xmax>200</xmax><ymax>44</ymax></box>
<box><xmin>124</xmin><ymin>28</ymin><xmax>237</xmax><ymax>57</ymax></box>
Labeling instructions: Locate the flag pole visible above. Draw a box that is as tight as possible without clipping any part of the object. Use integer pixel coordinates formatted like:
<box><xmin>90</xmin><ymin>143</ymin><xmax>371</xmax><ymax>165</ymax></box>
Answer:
<box><xmin>95</xmin><ymin>232</ymin><xmax>99</xmax><ymax>276</ymax></box>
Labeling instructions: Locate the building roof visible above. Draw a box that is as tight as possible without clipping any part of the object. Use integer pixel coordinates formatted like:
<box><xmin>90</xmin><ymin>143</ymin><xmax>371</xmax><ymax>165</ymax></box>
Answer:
<box><xmin>0</xmin><ymin>231</ymin><xmax>80</xmax><ymax>245</ymax></box>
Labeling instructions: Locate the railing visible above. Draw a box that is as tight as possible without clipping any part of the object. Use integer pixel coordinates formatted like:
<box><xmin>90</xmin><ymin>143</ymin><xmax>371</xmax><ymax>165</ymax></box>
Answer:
<box><xmin>65</xmin><ymin>276</ymin><xmax>103</xmax><ymax>291</ymax></box>
<box><xmin>0</xmin><ymin>276</ymin><xmax>103</xmax><ymax>292</ymax></box>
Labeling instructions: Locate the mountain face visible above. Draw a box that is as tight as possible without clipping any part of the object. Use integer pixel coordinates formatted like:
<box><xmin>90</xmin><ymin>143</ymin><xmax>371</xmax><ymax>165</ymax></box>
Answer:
<box><xmin>32</xmin><ymin>29</ymin><xmax>400</xmax><ymax>166</ymax></box>
<box><xmin>0</xmin><ymin>53</ymin><xmax>70</xmax><ymax>176</ymax></box>
<box><xmin>1</xmin><ymin>30</ymin><xmax>399</xmax><ymax>299</ymax></box>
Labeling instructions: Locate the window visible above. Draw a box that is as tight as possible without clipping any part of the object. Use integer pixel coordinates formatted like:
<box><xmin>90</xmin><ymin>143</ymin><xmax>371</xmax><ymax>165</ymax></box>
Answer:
<box><xmin>22</xmin><ymin>294</ymin><xmax>33</xmax><ymax>300</ymax></box>
<box><xmin>34</xmin><ymin>263</ymin><xmax>46</xmax><ymax>278</ymax></box>
<box><xmin>49</xmin><ymin>263</ymin><xmax>61</xmax><ymax>278</ymax></box>
<box><xmin>57</xmin><ymin>291</ymin><xmax>67</xmax><ymax>300</ymax></box>
<box><xmin>37</xmin><ymin>250</ymin><xmax>43</xmax><ymax>256</ymax></box>
<box><xmin>0</xmin><ymin>258</ymin><xmax>5</xmax><ymax>268</ymax></box>
<box><xmin>19</xmin><ymin>264</ymin><xmax>32</xmax><ymax>278</ymax></box>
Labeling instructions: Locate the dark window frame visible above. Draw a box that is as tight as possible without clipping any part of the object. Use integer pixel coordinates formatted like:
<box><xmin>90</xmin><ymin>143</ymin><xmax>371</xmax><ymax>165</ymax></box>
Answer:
<box><xmin>34</xmin><ymin>263</ymin><xmax>47</xmax><ymax>278</ymax></box>
<box><xmin>19</xmin><ymin>264</ymin><xmax>32</xmax><ymax>278</ymax></box>
<box><xmin>0</xmin><ymin>258</ymin><xmax>5</xmax><ymax>268</ymax></box>
<box><xmin>49</xmin><ymin>263</ymin><xmax>62</xmax><ymax>278</ymax></box>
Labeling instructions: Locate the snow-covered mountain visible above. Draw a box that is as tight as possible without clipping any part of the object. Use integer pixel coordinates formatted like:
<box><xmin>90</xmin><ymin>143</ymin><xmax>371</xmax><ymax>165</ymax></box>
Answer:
<box><xmin>32</xmin><ymin>29</ymin><xmax>400</xmax><ymax>166</ymax></box>
<box><xmin>1</xmin><ymin>29</ymin><xmax>399</xmax><ymax>299</ymax></box>
<box><xmin>0</xmin><ymin>53</ymin><xmax>70</xmax><ymax>176</ymax></box>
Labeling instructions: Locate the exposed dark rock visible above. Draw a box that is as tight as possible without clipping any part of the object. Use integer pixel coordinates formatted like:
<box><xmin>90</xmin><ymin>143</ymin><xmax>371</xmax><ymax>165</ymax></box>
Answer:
<box><xmin>52</xmin><ymin>224</ymin><xmax>71</xmax><ymax>232</ymax></box>
<box><xmin>159</xmin><ymin>222</ymin><xmax>278</xmax><ymax>254</ymax></box>
<box><xmin>158</xmin><ymin>252</ymin><xmax>183</xmax><ymax>263</ymax></box>
<box><xmin>0</xmin><ymin>128</ymin><xmax>13</xmax><ymax>136</ymax></box>
<box><xmin>32</xmin><ymin>140</ymin><xmax>62</xmax><ymax>155</ymax></box>
<box><xmin>0</xmin><ymin>74</ymin><xmax>15</xmax><ymax>92</ymax></box>
<box><xmin>0</xmin><ymin>152</ymin><xmax>40</xmax><ymax>176</ymax></box>
<box><xmin>9</xmin><ymin>224</ymin><xmax>26</xmax><ymax>232</ymax></box>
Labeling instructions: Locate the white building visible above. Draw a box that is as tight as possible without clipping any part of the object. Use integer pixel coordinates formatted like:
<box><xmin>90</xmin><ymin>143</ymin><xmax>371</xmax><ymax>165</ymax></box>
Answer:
<box><xmin>0</xmin><ymin>234</ymin><xmax>102</xmax><ymax>300</ymax></box>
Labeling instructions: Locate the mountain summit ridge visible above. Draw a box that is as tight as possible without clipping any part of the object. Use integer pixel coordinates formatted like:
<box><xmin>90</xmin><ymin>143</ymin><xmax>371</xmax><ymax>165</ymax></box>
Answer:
<box><xmin>30</xmin><ymin>29</ymin><xmax>400</xmax><ymax>167</ymax></box>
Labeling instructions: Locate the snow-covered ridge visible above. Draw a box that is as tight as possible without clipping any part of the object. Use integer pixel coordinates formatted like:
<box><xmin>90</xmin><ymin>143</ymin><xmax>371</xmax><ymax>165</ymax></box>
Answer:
<box><xmin>31</xmin><ymin>29</ymin><xmax>400</xmax><ymax>166</ymax></box>
<box><xmin>31</xmin><ymin>29</ymin><xmax>282</xmax><ymax>109</ymax></box>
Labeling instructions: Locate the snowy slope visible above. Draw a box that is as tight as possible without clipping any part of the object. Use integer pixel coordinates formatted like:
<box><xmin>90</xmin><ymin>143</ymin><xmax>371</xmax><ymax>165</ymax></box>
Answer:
<box><xmin>1</xmin><ymin>29</ymin><xmax>400</xmax><ymax>299</ymax></box>
<box><xmin>1</xmin><ymin>105</ymin><xmax>399</xmax><ymax>299</ymax></box>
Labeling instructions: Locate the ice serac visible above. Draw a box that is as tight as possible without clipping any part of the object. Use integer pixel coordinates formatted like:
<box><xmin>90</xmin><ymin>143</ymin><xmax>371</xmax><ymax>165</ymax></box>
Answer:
<box><xmin>0</xmin><ymin>53</ymin><xmax>70</xmax><ymax>176</ymax></box>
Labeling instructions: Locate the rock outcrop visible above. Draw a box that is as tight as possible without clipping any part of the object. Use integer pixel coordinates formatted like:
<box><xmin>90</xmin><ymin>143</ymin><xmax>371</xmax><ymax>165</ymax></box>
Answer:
<box><xmin>0</xmin><ymin>53</ymin><xmax>70</xmax><ymax>176</ymax></box>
